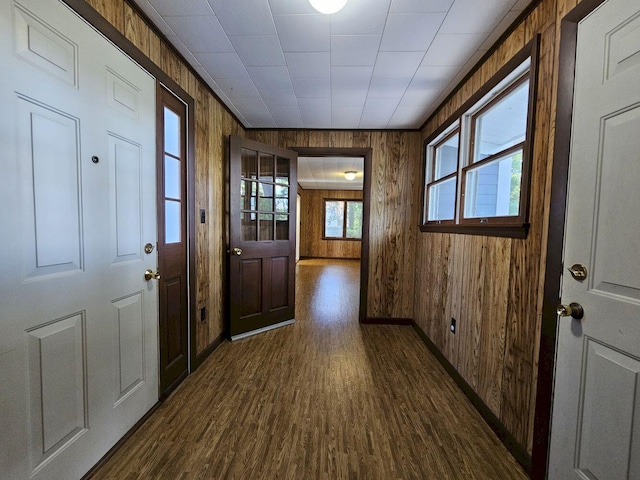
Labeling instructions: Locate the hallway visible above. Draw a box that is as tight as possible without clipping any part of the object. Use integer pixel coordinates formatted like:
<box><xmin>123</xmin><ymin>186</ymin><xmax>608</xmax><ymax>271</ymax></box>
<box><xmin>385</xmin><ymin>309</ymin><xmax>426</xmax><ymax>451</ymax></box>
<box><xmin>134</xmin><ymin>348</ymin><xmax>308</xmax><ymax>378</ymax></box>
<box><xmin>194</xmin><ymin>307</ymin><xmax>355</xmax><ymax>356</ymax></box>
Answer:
<box><xmin>91</xmin><ymin>259</ymin><xmax>526</xmax><ymax>479</ymax></box>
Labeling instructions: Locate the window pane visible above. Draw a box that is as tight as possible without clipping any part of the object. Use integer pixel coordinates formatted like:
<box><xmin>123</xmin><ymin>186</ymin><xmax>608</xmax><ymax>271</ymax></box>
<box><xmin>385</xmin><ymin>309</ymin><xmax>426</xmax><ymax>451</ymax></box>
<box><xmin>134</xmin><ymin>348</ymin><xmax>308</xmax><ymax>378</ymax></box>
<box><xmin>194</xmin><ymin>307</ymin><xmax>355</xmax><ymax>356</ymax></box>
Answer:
<box><xmin>324</xmin><ymin>201</ymin><xmax>344</xmax><ymax>238</ymax></box>
<box><xmin>165</xmin><ymin>156</ymin><xmax>180</xmax><ymax>200</ymax></box>
<box><xmin>276</xmin><ymin>215</ymin><xmax>289</xmax><ymax>240</ymax></box>
<box><xmin>427</xmin><ymin>177</ymin><xmax>456</xmax><ymax>221</ymax></box>
<box><xmin>259</xmin><ymin>153</ymin><xmax>274</xmax><ymax>183</ymax></box>
<box><xmin>474</xmin><ymin>80</ymin><xmax>529</xmax><ymax>161</ymax></box>
<box><xmin>346</xmin><ymin>201</ymin><xmax>362</xmax><ymax>239</ymax></box>
<box><xmin>276</xmin><ymin>185</ymin><xmax>289</xmax><ymax>213</ymax></box>
<box><xmin>164</xmin><ymin>107</ymin><xmax>180</xmax><ymax>157</ymax></box>
<box><xmin>165</xmin><ymin>199</ymin><xmax>181</xmax><ymax>244</ymax></box>
<box><xmin>241</xmin><ymin>180</ymin><xmax>258</xmax><ymax>211</ymax></box>
<box><xmin>259</xmin><ymin>183</ymin><xmax>274</xmax><ymax>212</ymax></box>
<box><xmin>276</xmin><ymin>156</ymin><xmax>289</xmax><ymax>185</ymax></box>
<box><xmin>434</xmin><ymin>133</ymin><xmax>459</xmax><ymax>180</ymax></box>
<box><xmin>242</xmin><ymin>149</ymin><xmax>257</xmax><ymax>179</ymax></box>
<box><xmin>259</xmin><ymin>213</ymin><xmax>274</xmax><ymax>241</ymax></box>
<box><xmin>464</xmin><ymin>149</ymin><xmax>523</xmax><ymax>218</ymax></box>
<box><xmin>241</xmin><ymin>212</ymin><xmax>257</xmax><ymax>241</ymax></box>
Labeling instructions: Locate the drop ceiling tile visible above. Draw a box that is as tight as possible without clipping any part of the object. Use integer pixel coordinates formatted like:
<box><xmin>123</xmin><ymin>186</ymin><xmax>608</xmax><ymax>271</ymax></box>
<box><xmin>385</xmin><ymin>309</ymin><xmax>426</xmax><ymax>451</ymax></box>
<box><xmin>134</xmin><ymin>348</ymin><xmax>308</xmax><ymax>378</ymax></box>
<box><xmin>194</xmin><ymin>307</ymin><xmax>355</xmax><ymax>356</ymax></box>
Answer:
<box><xmin>398</xmin><ymin>86</ymin><xmax>438</xmax><ymax>107</ymax></box>
<box><xmin>285</xmin><ymin>52</ymin><xmax>330</xmax><ymax>78</ymax></box>
<box><xmin>269</xmin><ymin>0</ymin><xmax>317</xmax><ymax>14</ymax></box>
<box><xmin>215</xmin><ymin>76</ymin><xmax>260</xmax><ymax>97</ymax></box>
<box><xmin>269</xmin><ymin>105</ymin><xmax>303</xmax><ymax>127</ymax></box>
<box><xmin>165</xmin><ymin>35</ymin><xmax>201</xmax><ymax>67</ymax></box>
<box><xmin>292</xmin><ymin>78</ymin><xmax>330</xmax><ymax>98</ymax></box>
<box><xmin>360</xmin><ymin>98</ymin><xmax>398</xmax><ymax>128</ymax></box>
<box><xmin>380</xmin><ymin>13</ymin><xmax>446</xmax><ymax>51</ymax></box>
<box><xmin>207</xmin><ymin>0</ymin><xmax>277</xmax><ymax>35</ymax></box>
<box><xmin>331</xmin><ymin>88</ymin><xmax>368</xmax><ymax>106</ymax></box>
<box><xmin>134</xmin><ymin>1</ymin><xmax>176</xmax><ymax>37</ymax></box>
<box><xmin>148</xmin><ymin>0</ymin><xmax>213</xmax><ymax>16</ymax></box>
<box><xmin>244</xmin><ymin>113</ymin><xmax>277</xmax><ymax>128</ymax></box>
<box><xmin>331</xmin><ymin>105</ymin><xmax>363</xmax><ymax>128</ymax></box>
<box><xmin>511</xmin><ymin>0</ymin><xmax>530</xmax><ymax>11</ymax></box>
<box><xmin>387</xmin><ymin>106</ymin><xmax>424</xmax><ymax>128</ymax></box>
<box><xmin>246</xmin><ymin>66</ymin><xmax>292</xmax><ymax>93</ymax></box>
<box><xmin>479</xmin><ymin>10</ymin><xmax>520</xmax><ymax>50</ymax></box>
<box><xmin>329</xmin><ymin>0</ymin><xmax>389</xmax><ymax>35</ymax></box>
<box><xmin>367</xmin><ymin>77</ymin><xmax>411</xmax><ymax>98</ymax></box>
<box><xmin>261</xmin><ymin>88</ymin><xmax>298</xmax><ymax>106</ymax></box>
<box><xmin>422</xmin><ymin>33</ymin><xmax>485</xmax><ymax>66</ymax></box>
<box><xmin>373</xmin><ymin>51</ymin><xmax>424</xmax><ymax>78</ymax></box>
<box><xmin>230</xmin><ymin>36</ymin><xmax>285</xmax><ymax>66</ymax></box>
<box><xmin>389</xmin><ymin>0</ymin><xmax>454</xmax><ymax>12</ymax></box>
<box><xmin>195</xmin><ymin>52</ymin><xmax>247</xmax><ymax>78</ymax></box>
<box><xmin>227</xmin><ymin>96</ymin><xmax>271</xmax><ymax>120</ymax></box>
<box><xmin>274</xmin><ymin>14</ymin><xmax>330</xmax><ymax>52</ymax></box>
<box><xmin>410</xmin><ymin>65</ymin><xmax>459</xmax><ymax>90</ymax></box>
<box><xmin>298</xmin><ymin>98</ymin><xmax>331</xmax><ymax>127</ymax></box>
<box><xmin>331</xmin><ymin>35</ymin><xmax>381</xmax><ymax>66</ymax></box>
<box><xmin>331</xmin><ymin>66</ymin><xmax>374</xmax><ymax>90</ymax></box>
<box><xmin>164</xmin><ymin>15</ymin><xmax>233</xmax><ymax>53</ymax></box>
<box><xmin>439</xmin><ymin>0</ymin><xmax>511</xmax><ymax>34</ymax></box>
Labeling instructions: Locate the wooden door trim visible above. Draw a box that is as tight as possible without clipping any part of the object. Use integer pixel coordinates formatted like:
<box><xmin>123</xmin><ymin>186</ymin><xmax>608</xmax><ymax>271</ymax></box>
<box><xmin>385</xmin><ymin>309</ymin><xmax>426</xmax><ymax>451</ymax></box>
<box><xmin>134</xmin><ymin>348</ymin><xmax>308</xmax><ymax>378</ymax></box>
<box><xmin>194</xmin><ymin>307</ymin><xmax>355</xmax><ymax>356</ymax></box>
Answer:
<box><xmin>292</xmin><ymin>147</ymin><xmax>372</xmax><ymax>323</ymax></box>
<box><xmin>532</xmin><ymin>1</ymin><xmax>607</xmax><ymax>478</ymax></box>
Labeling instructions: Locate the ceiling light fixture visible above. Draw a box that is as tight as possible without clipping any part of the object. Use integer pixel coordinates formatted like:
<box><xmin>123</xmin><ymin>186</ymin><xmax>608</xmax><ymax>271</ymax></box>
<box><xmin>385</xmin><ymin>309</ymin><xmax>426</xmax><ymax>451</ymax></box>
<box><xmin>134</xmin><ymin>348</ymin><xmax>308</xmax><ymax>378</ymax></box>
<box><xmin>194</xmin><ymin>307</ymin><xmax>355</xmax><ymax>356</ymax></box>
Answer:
<box><xmin>308</xmin><ymin>0</ymin><xmax>348</xmax><ymax>14</ymax></box>
<box><xmin>344</xmin><ymin>171</ymin><xmax>357</xmax><ymax>181</ymax></box>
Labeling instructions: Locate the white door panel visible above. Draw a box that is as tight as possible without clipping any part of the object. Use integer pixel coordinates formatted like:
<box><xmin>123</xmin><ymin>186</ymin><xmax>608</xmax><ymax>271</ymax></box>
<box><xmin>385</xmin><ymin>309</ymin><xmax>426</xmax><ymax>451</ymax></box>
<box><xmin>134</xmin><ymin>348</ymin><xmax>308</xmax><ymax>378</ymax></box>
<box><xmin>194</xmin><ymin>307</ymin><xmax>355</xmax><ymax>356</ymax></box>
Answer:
<box><xmin>0</xmin><ymin>0</ymin><xmax>158</xmax><ymax>478</ymax></box>
<box><xmin>549</xmin><ymin>0</ymin><xmax>640</xmax><ymax>478</ymax></box>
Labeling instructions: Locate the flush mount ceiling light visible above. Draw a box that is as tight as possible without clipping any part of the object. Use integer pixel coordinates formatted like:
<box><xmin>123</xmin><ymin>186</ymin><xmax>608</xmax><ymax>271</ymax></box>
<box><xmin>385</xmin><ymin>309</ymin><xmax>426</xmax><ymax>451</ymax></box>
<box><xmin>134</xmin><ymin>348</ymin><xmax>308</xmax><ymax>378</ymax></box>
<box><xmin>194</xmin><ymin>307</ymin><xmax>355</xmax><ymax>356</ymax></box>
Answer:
<box><xmin>344</xmin><ymin>171</ymin><xmax>357</xmax><ymax>181</ymax></box>
<box><xmin>308</xmin><ymin>0</ymin><xmax>348</xmax><ymax>14</ymax></box>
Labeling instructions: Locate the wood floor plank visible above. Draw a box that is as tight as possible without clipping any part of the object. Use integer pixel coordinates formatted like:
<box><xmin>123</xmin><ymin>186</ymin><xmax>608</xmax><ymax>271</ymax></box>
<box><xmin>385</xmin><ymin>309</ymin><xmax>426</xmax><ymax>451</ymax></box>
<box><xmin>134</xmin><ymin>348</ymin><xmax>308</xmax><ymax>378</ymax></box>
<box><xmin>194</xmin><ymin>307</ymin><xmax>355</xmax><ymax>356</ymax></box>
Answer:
<box><xmin>91</xmin><ymin>259</ymin><xmax>527</xmax><ymax>480</ymax></box>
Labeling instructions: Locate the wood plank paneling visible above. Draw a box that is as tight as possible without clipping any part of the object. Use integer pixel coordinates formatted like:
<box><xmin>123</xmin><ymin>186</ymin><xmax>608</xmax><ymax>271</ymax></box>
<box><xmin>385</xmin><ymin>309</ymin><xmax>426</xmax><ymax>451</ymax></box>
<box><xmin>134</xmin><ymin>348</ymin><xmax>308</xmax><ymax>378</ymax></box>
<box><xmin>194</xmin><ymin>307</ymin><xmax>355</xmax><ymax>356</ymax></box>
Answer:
<box><xmin>246</xmin><ymin>129</ymin><xmax>421</xmax><ymax>320</ymax></box>
<box><xmin>413</xmin><ymin>0</ymin><xmax>585</xmax><ymax>457</ymax></box>
<box><xmin>299</xmin><ymin>189</ymin><xmax>362</xmax><ymax>259</ymax></box>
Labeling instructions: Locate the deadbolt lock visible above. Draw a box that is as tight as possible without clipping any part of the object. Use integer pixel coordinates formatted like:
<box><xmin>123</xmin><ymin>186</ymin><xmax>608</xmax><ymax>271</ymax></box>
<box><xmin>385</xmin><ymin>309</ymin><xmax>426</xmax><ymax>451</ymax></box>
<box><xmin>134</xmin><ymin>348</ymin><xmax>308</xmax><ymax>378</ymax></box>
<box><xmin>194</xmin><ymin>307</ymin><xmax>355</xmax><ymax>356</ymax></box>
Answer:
<box><xmin>568</xmin><ymin>263</ymin><xmax>587</xmax><ymax>281</ymax></box>
<box><xmin>233</xmin><ymin>247</ymin><xmax>242</xmax><ymax>256</ymax></box>
<box><xmin>144</xmin><ymin>243</ymin><xmax>154</xmax><ymax>254</ymax></box>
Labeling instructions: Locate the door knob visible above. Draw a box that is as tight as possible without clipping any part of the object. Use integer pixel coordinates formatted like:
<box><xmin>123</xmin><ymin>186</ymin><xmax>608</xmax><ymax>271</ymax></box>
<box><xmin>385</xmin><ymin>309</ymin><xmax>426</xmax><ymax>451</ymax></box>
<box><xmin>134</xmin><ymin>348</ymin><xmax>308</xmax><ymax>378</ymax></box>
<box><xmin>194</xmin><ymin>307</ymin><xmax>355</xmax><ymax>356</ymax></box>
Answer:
<box><xmin>232</xmin><ymin>247</ymin><xmax>242</xmax><ymax>256</ymax></box>
<box><xmin>557</xmin><ymin>302</ymin><xmax>584</xmax><ymax>320</ymax></box>
<box><xmin>144</xmin><ymin>269</ymin><xmax>161</xmax><ymax>281</ymax></box>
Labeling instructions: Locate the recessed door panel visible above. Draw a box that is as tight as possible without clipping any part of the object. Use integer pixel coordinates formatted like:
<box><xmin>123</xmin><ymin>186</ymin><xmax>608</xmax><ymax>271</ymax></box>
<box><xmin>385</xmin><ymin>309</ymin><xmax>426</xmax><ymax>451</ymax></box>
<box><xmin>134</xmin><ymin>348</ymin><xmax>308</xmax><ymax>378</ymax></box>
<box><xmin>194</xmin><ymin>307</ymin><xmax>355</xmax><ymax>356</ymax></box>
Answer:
<box><xmin>241</xmin><ymin>258</ymin><xmax>262</xmax><ymax>317</ymax></box>
<box><xmin>18</xmin><ymin>97</ymin><xmax>82</xmax><ymax>278</ymax></box>
<box><xmin>113</xmin><ymin>293</ymin><xmax>144</xmax><ymax>402</ymax></box>
<box><xmin>109</xmin><ymin>134</ymin><xmax>142</xmax><ymax>263</ymax></box>
<box><xmin>26</xmin><ymin>313</ymin><xmax>87</xmax><ymax>468</ymax></box>
<box><xmin>270</xmin><ymin>256</ymin><xmax>289</xmax><ymax>310</ymax></box>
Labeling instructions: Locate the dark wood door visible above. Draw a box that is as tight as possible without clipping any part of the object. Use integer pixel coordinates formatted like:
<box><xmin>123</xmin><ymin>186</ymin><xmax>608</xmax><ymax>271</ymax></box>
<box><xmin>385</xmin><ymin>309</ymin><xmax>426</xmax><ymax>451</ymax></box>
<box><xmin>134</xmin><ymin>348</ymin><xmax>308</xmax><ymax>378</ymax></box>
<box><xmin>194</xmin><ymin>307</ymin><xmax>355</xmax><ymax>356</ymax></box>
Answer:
<box><xmin>229</xmin><ymin>136</ymin><xmax>297</xmax><ymax>340</ymax></box>
<box><xmin>157</xmin><ymin>85</ymin><xmax>188</xmax><ymax>396</ymax></box>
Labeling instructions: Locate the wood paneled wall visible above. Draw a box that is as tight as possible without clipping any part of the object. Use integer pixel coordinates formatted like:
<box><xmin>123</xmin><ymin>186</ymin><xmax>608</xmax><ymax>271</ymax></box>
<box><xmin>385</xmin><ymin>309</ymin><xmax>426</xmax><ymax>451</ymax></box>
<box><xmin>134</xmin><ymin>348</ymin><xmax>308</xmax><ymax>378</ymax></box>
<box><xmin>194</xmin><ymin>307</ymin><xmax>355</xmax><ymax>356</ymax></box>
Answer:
<box><xmin>247</xmin><ymin>131</ymin><xmax>421</xmax><ymax>319</ymax></box>
<box><xmin>81</xmin><ymin>0</ymin><xmax>244</xmax><ymax>356</ymax></box>
<box><xmin>414</xmin><ymin>0</ymin><xmax>588</xmax><ymax>454</ymax></box>
<box><xmin>299</xmin><ymin>189</ymin><xmax>362</xmax><ymax>259</ymax></box>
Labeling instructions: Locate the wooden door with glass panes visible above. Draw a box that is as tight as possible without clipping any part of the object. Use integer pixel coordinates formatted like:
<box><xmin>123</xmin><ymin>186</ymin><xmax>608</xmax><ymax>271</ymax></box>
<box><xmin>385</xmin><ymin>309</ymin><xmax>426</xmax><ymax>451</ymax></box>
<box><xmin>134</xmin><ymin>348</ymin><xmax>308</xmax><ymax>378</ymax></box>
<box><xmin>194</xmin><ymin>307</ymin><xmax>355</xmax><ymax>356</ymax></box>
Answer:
<box><xmin>228</xmin><ymin>136</ymin><xmax>297</xmax><ymax>340</ymax></box>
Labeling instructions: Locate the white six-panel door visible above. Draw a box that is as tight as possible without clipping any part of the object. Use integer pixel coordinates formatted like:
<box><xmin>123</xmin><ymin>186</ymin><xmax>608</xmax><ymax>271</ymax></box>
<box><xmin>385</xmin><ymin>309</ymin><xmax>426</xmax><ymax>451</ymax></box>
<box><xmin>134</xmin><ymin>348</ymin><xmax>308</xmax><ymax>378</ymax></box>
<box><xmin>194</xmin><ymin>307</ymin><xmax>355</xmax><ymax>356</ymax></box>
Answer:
<box><xmin>549</xmin><ymin>0</ymin><xmax>640</xmax><ymax>478</ymax></box>
<box><xmin>0</xmin><ymin>0</ymin><xmax>158</xmax><ymax>478</ymax></box>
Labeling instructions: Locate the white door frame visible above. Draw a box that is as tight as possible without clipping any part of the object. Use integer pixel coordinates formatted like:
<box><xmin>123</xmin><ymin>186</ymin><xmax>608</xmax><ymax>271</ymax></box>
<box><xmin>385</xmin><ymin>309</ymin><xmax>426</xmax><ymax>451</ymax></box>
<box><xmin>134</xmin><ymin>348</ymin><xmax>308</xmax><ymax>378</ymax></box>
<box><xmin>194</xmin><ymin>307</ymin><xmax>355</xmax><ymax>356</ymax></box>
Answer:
<box><xmin>532</xmin><ymin>0</ymin><xmax>610</xmax><ymax>478</ymax></box>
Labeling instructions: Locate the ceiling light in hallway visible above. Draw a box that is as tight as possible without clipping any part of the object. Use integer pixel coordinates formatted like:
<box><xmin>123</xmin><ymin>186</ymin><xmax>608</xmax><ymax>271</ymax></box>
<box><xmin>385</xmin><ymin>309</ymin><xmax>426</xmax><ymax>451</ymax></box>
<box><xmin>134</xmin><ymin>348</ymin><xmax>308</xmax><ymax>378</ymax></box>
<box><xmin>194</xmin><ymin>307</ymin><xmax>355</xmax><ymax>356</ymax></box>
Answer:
<box><xmin>308</xmin><ymin>0</ymin><xmax>348</xmax><ymax>14</ymax></box>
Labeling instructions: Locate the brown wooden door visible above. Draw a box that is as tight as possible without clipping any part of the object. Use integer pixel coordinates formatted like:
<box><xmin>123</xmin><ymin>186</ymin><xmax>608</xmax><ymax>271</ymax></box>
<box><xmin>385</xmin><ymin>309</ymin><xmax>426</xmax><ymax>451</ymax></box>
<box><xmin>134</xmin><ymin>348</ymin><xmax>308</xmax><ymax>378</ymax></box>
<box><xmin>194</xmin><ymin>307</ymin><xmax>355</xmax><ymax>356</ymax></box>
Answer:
<box><xmin>229</xmin><ymin>136</ymin><xmax>297</xmax><ymax>340</ymax></box>
<box><xmin>157</xmin><ymin>85</ymin><xmax>188</xmax><ymax>396</ymax></box>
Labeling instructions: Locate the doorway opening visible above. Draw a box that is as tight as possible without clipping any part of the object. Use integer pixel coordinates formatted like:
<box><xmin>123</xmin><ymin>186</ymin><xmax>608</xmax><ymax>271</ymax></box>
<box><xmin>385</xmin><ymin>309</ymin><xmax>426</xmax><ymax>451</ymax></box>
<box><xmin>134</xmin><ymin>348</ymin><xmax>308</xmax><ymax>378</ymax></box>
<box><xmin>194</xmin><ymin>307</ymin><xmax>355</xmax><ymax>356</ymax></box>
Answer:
<box><xmin>293</xmin><ymin>148</ymin><xmax>372</xmax><ymax>323</ymax></box>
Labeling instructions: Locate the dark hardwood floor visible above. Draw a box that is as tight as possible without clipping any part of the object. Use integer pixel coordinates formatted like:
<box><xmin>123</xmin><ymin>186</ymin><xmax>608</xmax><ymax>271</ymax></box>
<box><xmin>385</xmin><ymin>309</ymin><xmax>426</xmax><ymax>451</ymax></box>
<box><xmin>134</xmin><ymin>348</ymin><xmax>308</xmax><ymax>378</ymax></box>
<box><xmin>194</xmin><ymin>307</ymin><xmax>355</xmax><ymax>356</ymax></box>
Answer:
<box><xmin>91</xmin><ymin>258</ymin><xmax>527</xmax><ymax>479</ymax></box>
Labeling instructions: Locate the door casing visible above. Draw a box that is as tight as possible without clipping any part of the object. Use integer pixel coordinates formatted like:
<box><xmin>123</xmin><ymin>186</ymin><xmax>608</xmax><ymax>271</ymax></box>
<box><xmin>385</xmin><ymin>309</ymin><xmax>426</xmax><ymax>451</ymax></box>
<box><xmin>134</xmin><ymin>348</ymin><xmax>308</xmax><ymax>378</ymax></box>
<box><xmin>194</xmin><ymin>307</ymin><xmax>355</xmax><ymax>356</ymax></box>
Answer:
<box><xmin>532</xmin><ymin>0</ymin><xmax>609</xmax><ymax>478</ymax></box>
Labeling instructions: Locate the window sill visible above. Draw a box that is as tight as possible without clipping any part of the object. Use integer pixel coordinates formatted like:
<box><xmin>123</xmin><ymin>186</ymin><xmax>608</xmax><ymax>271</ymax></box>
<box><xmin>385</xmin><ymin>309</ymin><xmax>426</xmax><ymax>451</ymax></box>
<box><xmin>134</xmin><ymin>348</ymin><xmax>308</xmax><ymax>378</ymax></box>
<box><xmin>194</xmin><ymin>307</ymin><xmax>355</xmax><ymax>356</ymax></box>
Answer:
<box><xmin>419</xmin><ymin>223</ymin><xmax>529</xmax><ymax>239</ymax></box>
<box><xmin>322</xmin><ymin>237</ymin><xmax>363</xmax><ymax>242</ymax></box>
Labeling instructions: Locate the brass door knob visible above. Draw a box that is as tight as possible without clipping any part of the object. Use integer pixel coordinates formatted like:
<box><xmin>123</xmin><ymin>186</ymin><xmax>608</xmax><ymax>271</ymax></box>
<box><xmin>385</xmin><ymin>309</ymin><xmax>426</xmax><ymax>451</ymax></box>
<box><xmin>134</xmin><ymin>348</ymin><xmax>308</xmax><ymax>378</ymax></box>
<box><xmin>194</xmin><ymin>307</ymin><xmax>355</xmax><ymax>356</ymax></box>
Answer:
<box><xmin>557</xmin><ymin>302</ymin><xmax>584</xmax><ymax>320</ymax></box>
<box><xmin>232</xmin><ymin>247</ymin><xmax>242</xmax><ymax>256</ymax></box>
<box><xmin>144</xmin><ymin>269</ymin><xmax>161</xmax><ymax>281</ymax></box>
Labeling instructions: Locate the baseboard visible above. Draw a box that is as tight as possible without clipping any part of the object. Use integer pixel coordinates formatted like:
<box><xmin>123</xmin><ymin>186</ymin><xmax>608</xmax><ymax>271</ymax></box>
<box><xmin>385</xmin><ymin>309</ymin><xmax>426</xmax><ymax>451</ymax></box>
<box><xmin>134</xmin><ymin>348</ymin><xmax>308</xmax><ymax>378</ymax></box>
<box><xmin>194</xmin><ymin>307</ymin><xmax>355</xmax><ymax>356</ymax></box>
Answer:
<box><xmin>192</xmin><ymin>331</ymin><xmax>226</xmax><ymax>371</ymax></box>
<box><xmin>411</xmin><ymin>322</ymin><xmax>532</xmax><ymax>474</ymax></box>
<box><xmin>82</xmin><ymin>401</ymin><xmax>161</xmax><ymax>479</ymax></box>
<box><xmin>299</xmin><ymin>256</ymin><xmax>361</xmax><ymax>260</ymax></box>
<box><xmin>361</xmin><ymin>317</ymin><xmax>413</xmax><ymax>325</ymax></box>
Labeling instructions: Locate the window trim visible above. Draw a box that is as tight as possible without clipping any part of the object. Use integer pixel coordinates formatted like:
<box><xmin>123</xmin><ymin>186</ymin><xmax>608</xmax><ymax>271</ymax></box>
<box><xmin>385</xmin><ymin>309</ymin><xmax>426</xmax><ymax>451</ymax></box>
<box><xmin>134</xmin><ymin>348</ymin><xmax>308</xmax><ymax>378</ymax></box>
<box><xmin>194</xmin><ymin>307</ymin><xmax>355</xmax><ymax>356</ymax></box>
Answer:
<box><xmin>323</xmin><ymin>198</ymin><xmax>363</xmax><ymax>241</ymax></box>
<box><xmin>420</xmin><ymin>35</ymin><xmax>540</xmax><ymax>238</ymax></box>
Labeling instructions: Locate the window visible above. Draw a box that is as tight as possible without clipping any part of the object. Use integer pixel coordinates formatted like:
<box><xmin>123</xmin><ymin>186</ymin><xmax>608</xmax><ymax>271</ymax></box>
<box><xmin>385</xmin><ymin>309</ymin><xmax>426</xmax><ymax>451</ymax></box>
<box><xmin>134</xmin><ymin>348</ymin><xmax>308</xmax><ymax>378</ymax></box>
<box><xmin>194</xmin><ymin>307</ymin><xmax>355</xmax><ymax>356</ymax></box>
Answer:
<box><xmin>421</xmin><ymin>38</ymin><xmax>539</xmax><ymax>238</ymax></box>
<box><xmin>324</xmin><ymin>199</ymin><xmax>363</xmax><ymax>240</ymax></box>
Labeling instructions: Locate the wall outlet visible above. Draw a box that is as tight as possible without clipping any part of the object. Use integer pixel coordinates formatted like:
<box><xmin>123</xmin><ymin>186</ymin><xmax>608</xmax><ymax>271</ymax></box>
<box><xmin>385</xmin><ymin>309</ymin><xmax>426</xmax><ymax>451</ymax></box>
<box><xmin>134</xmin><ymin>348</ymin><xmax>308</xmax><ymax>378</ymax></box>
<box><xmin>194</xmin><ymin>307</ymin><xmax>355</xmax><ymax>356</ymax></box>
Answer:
<box><xmin>450</xmin><ymin>318</ymin><xmax>456</xmax><ymax>334</ymax></box>
<box><xmin>200</xmin><ymin>209</ymin><xmax>206</xmax><ymax>223</ymax></box>
<box><xmin>200</xmin><ymin>307</ymin><xmax>206</xmax><ymax>321</ymax></box>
